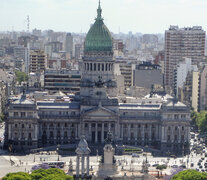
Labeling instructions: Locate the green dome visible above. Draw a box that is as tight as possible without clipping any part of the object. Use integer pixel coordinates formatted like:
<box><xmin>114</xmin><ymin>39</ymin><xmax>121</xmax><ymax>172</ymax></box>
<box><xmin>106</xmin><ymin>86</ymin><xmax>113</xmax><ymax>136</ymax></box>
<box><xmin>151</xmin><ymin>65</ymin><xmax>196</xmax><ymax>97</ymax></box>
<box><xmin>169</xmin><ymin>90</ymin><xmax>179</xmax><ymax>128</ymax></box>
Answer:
<box><xmin>84</xmin><ymin>1</ymin><xmax>113</xmax><ymax>54</ymax></box>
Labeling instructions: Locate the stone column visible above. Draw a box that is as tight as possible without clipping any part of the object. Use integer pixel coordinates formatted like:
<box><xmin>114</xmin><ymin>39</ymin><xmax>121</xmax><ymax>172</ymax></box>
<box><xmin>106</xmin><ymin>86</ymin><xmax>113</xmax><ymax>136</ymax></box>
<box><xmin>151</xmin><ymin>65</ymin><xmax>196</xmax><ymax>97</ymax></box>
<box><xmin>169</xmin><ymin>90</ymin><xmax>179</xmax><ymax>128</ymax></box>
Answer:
<box><xmin>89</xmin><ymin>123</ymin><xmax>91</xmax><ymax>142</ymax></box>
<box><xmin>135</xmin><ymin>124</ymin><xmax>138</xmax><ymax>145</ymax></box>
<box><xmin>171</xmin><ymin>126</ymin><xmax>174</xmax><ymax>142</ymax></box>
<box><xmin>95</xmin><ymin>123</ymin><xmax>98</xmax><ymax>143</ymax></box>
<box><xmin>178</xmin><ymin>126</ymin><xmax>181</xmax><ymax>143</ymax></box>
<box><xmin>86</xmin><ymin>155</ymin><xmax>89</xmax><ymax>176</ymax></box>
<box><xmin>8</xmin><ymin>124</ymin><xmax>11</xmax><ymax>139</ymax></box>
<box><xmin>161</xmin><ymin>126</ymin><xmax>165</xmax><ymax>142</ymax></box>
<box><xmin>47</xmin><ymin>124</ymin><xmax>50</xmax><ymax>139</ymax></box>
<box><xmin>75</xmin><ymin>124</ymin><xmax>78</xmax><ymax>139</ymax></box>
<box><xmin>127</xmin><ymin>124</ymin><xmax>130</xmax><ymax>141</ymax></box>
<box><xmin>121</xmin><ymin>124</ymin><xmax>124</xmax><ymax>139</ymax></box>
<box><xmin>54</xmin><ymin>124</ymin><xmax>57</xmax><ymax>141</ymax></box>
<box><xmin>61</xmin><ymin>125</ymin><xmax>64</xmax><ymax>140</ymax></box>
<box><xmin>76</xmin><ymin>155</ymin><xmax>80</xmax><ymax>177</ymax></box>
<box><xmin>149</xmin><ymin>124</ymin><xmax>152</xmax><ymax>142</ymax></box>
<box><xmin>115</xmin><ymin>123</ymin><xmax>118</xmax><ymax>141</ymax></box>
<box><xmin>78</xmin><ymin>123</ymin><xmax>81</xmax><ymax>139</ymax></box>
<box><xmin>101</xmin><ymin>123</ymin><xmax>104</xmax><ymax>143</ymax></box>
<box><xmin>141</xmin><ymin>124</ymin><xmax>145</xmax><ymax>146</ymax></box>
<box><xmin>35</xmin><ymin>124</ymin><xmax>38</xmax><ymax>140</ymax></box>
<box><xmin>81</xmin><ymin>156</ymin><xmax>85</xmax><ymax>178</ymax></box>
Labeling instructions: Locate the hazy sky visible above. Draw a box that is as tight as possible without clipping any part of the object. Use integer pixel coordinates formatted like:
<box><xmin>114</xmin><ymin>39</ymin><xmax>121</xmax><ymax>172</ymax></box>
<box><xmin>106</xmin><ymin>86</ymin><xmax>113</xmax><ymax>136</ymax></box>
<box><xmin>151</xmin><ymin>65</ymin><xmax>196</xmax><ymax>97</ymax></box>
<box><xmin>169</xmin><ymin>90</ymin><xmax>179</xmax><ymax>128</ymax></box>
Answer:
<box><xmin>1</xmin><ymin>0</ymin><xmax>207</xmax><ymax>34</ymax></box>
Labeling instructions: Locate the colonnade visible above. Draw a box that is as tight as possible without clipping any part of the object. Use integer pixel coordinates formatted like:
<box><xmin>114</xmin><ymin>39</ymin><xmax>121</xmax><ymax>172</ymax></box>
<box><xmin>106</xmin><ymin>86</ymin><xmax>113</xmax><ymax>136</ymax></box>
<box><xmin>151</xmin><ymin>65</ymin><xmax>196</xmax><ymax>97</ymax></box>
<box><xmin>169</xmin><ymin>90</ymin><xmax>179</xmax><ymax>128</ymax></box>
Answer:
<box><xmin>76</xmin><ymin>155</ymin><xmax>90</xmax><ymax>178</ymax></box>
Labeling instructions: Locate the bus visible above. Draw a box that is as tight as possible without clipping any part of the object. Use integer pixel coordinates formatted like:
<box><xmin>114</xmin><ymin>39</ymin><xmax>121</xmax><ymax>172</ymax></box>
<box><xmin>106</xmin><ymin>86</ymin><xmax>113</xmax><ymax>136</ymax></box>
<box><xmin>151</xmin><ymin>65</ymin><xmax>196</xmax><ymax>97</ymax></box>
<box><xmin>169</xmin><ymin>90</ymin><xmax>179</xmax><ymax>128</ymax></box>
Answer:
<box><xmin>45</xmin><ymin>161</ymin><xmax>65</xmax><ymax>168</ymax></box>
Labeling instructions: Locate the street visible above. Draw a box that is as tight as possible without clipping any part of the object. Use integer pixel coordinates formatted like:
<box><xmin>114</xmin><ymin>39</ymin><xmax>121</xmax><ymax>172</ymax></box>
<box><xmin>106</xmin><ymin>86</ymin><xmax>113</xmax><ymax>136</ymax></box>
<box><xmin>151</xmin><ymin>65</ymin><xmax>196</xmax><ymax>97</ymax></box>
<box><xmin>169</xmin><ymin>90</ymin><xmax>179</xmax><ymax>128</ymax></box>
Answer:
<box><xmin>0</xmin><ymin>130</ymin><xmax>206</xmax><ymax>178</ymax></box>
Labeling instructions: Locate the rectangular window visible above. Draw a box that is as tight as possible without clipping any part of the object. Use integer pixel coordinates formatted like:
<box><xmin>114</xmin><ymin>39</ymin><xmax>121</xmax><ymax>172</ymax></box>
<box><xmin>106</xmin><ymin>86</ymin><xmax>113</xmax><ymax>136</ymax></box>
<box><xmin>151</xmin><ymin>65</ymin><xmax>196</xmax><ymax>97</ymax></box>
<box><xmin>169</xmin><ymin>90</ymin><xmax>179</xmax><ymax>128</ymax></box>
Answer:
<box><xmin>14</xmin><ymin>112</ymin><xmax>18</xmax><ymax>117</ymax></box>
<box><xmin>174</xmin><ymin>114</ymin><xmax>179</xmax><ymax>119</ymax></box>
<box><xmin>98</xmin><ymin>64</ymin><xmax>100</xmax><ymax>71</ymax></box>
<box><xmin>21</xmin><ymin>112</ymin><xmax>26</xmax><ymax>117</ymax></box>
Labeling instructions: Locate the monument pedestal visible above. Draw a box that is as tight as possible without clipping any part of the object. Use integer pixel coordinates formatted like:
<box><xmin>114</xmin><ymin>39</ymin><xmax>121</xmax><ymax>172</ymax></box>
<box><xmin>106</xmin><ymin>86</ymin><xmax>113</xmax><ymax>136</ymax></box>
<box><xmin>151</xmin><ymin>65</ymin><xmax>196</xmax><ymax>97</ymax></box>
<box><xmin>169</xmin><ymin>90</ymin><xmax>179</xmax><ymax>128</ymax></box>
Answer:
<box><xmin>97</xmin><ymin>164</ymin><xmax>118</xmax><ymax>177</ymax></box>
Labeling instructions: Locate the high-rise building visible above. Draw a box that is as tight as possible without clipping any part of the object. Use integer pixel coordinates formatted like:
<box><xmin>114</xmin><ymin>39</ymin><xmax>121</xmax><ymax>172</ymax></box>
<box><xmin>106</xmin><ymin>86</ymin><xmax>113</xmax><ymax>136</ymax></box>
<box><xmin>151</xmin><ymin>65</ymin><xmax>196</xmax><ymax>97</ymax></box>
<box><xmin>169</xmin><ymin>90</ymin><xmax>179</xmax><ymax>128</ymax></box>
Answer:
<box><xmin>14</xmin><ymin>46</ymin><xmax>30</xmax><ymax>73</ymax></box>
<box><xmin>65</xmin><ymin>33</ymin><xmax>73</xmax><ymax>58</ymax></box>
<box><xmin>30</xmin><ymin>50</ymin><xmax>46</xmax><ymax>73</ymax></box>
<box><xmin>75</xmin><ymin>44</ymin><xmax>82</xmax><ymax>60</ymax></box>
<box><xmin>164</xmin><ymin>26</ymin><xmax>206</xmax><ymax>88</ymax></box>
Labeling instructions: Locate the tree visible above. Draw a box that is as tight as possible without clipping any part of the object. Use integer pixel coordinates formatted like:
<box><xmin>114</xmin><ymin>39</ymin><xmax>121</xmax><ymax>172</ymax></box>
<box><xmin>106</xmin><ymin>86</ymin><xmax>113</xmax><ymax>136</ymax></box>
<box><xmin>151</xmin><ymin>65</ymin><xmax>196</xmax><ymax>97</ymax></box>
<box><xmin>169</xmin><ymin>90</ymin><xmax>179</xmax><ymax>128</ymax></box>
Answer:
<box><xmin>0</xmin><ymin>112</ymin><xmax>4</xmax><ymax>122</ymax></box>
<box><xmin>15</xmin><ymin>71</ymin><xmax>28</xmax><ymax>84</ymax></box>
<box><xmin>191</xmin><ymin>111</ymin><xmax>207</xmax><ymax>133</ymax></box>
<box><xmin>156</xmin><ymin>164</ymin><xmax>167</xmax><ymax>177</ymax></box>
<box><xmin>3</xmin><ymin>169</ymin><xmax>73</xmax><ymax>180</ymax></box>
<box><xmin>171</xmin><ymin>169</ymin><xmax>207</xmax><ymax>180</ymax></box>
<box><xmin>2</xmin><ymin>172</ymin><xmax>31</xmax><ymax>180</ymax></box>
<box><xmin>30</xmin><ymin>168</ymin><xmax>73</xmax><ymax>180</ymax></box>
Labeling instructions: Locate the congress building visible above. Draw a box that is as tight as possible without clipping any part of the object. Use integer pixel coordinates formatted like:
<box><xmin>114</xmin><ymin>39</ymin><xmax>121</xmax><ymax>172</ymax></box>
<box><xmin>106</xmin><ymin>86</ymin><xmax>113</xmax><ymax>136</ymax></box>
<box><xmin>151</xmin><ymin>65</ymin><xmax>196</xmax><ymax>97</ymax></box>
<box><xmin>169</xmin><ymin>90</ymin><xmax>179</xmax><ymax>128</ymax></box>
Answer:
<box><xmin>5</xmin><ymin>2</ymin><xmax>191</xmax><ymax>155</ymax></box>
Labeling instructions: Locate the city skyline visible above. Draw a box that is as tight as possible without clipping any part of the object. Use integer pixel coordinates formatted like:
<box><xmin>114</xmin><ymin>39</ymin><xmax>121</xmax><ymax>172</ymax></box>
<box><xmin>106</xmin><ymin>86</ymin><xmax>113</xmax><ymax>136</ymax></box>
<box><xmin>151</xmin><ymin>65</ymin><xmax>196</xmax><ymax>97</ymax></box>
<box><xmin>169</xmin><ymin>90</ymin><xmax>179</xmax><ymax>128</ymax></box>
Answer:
<box><xmin>1</xmin><ymin>0</ymin><xmax>207</xmax><ymax>34</ymax></box>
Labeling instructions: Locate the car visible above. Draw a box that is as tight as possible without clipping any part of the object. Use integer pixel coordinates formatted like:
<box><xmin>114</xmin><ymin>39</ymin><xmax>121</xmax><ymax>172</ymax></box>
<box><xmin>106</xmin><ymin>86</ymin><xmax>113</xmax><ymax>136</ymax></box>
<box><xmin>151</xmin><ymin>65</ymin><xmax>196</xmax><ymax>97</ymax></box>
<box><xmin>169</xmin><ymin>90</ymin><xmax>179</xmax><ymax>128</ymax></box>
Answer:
<box><xmin>202</xmin><ymin>157</ymin><xmax>205</xmax><ymax>160</ymax></box>
<box><xmin>132</xmin><ymin>153</ymin><xmax>139</xmax><ymax>157</ymax></box>
<box><xmin>198</xmin><ymin>162</ymin><xmax>201</xmax><ymax>166</ymax></box>
<box><xmin>179</xmin><ymin>165</ymin><xmax>186</xmax><ymax>168</ymax></box>
<box><xmin>202</xmin><ymin>169</ymin><xmax>205</xmax><ymax>172</ymax></box>
<box><xmin>171</xmin><ymin>165</ymin><xmax>178</xmax><ymax>168</ymax></box>
<box><xmin>152</xmin><ymin>164</ymin><xmax>159</xmax><ymax>167</ymax></box>
<box><xmin>191</xmin><ymin>163</ymin><xmax>194</xmax><ymax>167</ymax></box>
<box><xmin>199</xmin><ymin>165</ymin><xmax>203</xmax><ymax>169</ymax></box>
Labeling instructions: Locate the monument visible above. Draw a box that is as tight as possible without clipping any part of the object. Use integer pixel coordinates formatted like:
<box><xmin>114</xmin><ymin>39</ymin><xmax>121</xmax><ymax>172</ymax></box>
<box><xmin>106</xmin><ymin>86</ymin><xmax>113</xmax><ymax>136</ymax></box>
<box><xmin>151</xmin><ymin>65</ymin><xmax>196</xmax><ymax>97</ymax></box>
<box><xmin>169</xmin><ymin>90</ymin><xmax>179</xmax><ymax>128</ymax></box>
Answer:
<box><xmin>75</xmin><ymin>136</ymin><xmax>91</xmax><ymax>179</ymax></box>
<box><xmin>96</xmin><ymin>132</ymin><xmax>119</xmax><ymax>178</ymax></box>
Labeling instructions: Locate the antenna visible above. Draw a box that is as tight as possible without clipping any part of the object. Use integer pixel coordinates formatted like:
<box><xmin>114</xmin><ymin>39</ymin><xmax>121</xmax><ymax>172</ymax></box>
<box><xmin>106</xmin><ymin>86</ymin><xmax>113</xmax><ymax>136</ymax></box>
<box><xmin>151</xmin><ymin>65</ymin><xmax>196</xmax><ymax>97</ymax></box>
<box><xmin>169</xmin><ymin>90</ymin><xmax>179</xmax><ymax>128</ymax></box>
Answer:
<box><xmin>27</xmin><ymin>15</ymin><xmax>30</xmax><ymax>33</ymax></box>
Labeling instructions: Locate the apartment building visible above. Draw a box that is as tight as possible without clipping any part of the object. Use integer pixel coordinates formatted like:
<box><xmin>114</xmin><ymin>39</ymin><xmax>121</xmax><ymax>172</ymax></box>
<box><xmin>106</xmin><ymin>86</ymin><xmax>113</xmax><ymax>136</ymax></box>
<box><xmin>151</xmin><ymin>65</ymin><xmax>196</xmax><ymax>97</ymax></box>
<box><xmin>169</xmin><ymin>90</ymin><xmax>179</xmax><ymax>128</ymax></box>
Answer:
<box><xmin>30</xmin><ymin>50</ymin><xmax>46</xmax><ymax>73</ymax></box>
<box><xmin>164</xmin><ymin>26</ymin><xmax>206</xmax><ymax>88</ymax></box>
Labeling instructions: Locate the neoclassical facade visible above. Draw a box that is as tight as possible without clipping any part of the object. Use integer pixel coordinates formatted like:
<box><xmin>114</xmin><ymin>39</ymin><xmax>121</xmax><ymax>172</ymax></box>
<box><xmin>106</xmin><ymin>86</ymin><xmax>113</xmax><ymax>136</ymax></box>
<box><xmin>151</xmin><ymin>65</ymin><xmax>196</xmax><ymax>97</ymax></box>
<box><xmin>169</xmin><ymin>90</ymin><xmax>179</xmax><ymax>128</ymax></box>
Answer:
<box><xmin>5</xmin><ymin>2</ymin><xmax>191</xmax><ymax>155</ymax></box>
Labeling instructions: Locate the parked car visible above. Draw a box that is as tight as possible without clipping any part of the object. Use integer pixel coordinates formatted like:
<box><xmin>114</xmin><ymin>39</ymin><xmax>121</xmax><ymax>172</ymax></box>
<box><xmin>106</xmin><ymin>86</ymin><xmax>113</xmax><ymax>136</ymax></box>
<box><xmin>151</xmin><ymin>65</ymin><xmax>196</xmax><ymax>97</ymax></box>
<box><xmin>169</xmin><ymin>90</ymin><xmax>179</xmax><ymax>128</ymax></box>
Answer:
<box><xmin>171</xmin><ymin>165</ymin><xmax>178</xmax><ymax>168</ymax></box>
<box><xmin>132</xmin><ymin>153</ymin><xmax>139</xmax><ymax>157</ymax></box>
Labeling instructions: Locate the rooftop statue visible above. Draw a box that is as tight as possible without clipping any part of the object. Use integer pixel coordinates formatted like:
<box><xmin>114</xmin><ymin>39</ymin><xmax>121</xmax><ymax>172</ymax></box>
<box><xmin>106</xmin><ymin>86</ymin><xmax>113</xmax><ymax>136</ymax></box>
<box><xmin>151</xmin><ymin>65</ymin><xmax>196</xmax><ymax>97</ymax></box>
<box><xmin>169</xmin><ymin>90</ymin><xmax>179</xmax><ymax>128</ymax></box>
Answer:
<box><xmin>95</xmin><ymin>76</ymin><xmax>105</xmax><ymax>88</ymax></box>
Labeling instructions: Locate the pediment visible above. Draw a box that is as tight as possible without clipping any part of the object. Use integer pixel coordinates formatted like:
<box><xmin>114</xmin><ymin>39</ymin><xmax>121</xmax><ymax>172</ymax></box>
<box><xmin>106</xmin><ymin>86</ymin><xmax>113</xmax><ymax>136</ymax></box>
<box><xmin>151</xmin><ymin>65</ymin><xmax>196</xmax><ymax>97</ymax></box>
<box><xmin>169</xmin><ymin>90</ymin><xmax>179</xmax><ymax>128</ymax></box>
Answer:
<box><xmin>82</xmin><ymin>106</ymin><xmax>116</xmax><ymax>117</ymax></box>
